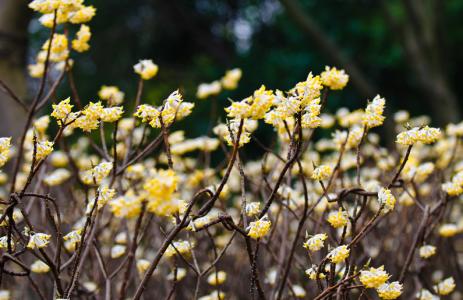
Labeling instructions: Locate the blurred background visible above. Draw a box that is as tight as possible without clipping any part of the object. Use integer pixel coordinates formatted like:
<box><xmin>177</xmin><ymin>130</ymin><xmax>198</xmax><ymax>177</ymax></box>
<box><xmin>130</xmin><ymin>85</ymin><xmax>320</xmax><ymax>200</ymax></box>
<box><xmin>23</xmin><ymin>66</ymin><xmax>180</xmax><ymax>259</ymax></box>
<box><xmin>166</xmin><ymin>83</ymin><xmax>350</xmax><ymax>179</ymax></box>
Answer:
<box><xmin>2</xmin><ymin>0</ymin><xmax>463</xmax><ymax>141</ymax></box>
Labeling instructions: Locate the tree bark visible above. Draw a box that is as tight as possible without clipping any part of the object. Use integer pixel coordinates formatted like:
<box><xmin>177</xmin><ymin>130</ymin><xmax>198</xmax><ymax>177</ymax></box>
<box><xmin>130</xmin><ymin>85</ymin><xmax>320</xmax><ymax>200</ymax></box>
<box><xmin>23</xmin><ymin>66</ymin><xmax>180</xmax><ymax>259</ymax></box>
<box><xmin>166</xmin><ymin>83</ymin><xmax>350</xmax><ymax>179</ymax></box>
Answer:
<box><xmin>0</xmin><ymin>0</ymin><xmax>30</xmax><ymax>140</ymax></box>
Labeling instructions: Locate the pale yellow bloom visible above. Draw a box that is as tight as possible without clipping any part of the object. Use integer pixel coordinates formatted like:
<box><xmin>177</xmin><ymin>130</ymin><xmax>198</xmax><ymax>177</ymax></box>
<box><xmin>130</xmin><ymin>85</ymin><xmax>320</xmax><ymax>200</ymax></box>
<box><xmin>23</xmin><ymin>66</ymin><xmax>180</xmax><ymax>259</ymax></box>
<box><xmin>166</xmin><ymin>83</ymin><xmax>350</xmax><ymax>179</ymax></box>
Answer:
<box><xmin>134</xmin><ymin>59</ymin><xmax>158</xmax><ymax>80</ymax></box>
<box><xmin>360</xmin><ymin>266</ymin><xmax>389</xmax><ymax>288</ymax></box>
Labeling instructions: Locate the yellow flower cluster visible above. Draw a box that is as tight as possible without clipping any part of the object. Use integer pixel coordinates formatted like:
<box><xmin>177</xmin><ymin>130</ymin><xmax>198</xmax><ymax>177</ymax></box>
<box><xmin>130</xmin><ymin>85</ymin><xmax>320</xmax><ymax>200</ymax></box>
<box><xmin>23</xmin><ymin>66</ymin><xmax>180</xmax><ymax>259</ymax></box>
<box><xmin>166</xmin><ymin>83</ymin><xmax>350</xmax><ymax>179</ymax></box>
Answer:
<box><xmin>36</xmin><ymin>140</ymin><xmax>54</xmax><ymax>160</ymax></box>
<box><xmin>63</xmin><ymin>229</ymin><xmax>82</xmax><ymax>252</ymax></box>
<box><xmin>72</xmin><ymin>24</ymin><xmax>91</xmax><ymax>52</ymax></box>
<box><xmin>245</xmin><ymin>202</ymin><xmax>261</xmax><ymax>217</ymax></box>
<box><xmin>442</xmin><ymin>170</ymin><xmax>463</xmax><ymax>196</ymax></box>
<box><xmin>207</xmin><ymin>271</ymin><xmax>227</xmax><ymax>286</ymax></box>
<box><xmin>134</xmin><ymin>90</ymin><xmax>194</xmax><ymax>128</ymax></box>
<box><xmin>80</xmin><ymin>161</ymin><xmax>113</xmax><ymax>185</ymax></box>
<box><xmin>359</xmin><ymin>266</ymin><xmax>390</xmax><ymax>288</ymax></box>
<box><xmin>247</xmin><ymin>217</ymin><xmax>272</xmax><ymax>239</ymax></box>
<box><xmin>51</xmin><ymin>97</ymin><xmax>73</xmax><ymax>121</ymax></box>
<box><xmin>416</xmin><ymin>289</ymin><xmax>439</xmax><ymax>300</ymax></box>
<box><xmin>143</xmin><ymin>169</ymin><xmax>182</xmax><ymax>216</ymax></box>
<box><xmin>98</xmin><ymin>85</ymin><xmax>125</xmax><ymax>105</ymax></box>
<box><xmin>31</xmin><ymin>260</ymin><xmax>50</xmax><ymax>273</ymax></box>
<box><xmin>376</xmin><ymin>281</ymin><xmax>403</xmax><ymax>299</ymax></box>
<box><xmin>327</xmin><ymin>208</ymin><xmax>348</xmax><ymax>228</ymax></box>
<box><xmin>27</xmin><ymin>232</ymin><xmax>51</xmax><ymax>249</ymax></box>
<box><xmin>28</xmin><ymin>0</ymin><xmax>95</xmax><ymax>77</ymax></box>
<box><xmin>396</xmin><ymin>126</ymin><xmax>441</xmax><ymax>145</ymax></box>
<box><xmin>165</xmin><ymin>240</ymin><xmax>193</xmax><ymax>258</ymax></box>
<box><xmin>362</xmin><ymin>95</ymin><xmax>386</xmax><ymax>128</ymax></box>
<box><xmin>213</xmin><ymin>119</ymin><xmax>256</xmax><ymax>147</ymax></box>
<box><xmin>419</xmin><ymin>245</ymin><xmax>436</xmax><ymax>259</ymax></box>
<box><xmin>305</xmin><ymin>265</ymin><xmax>326</xmax><ymax>280</ymax></box>
<box><xmin>378</xmin><ymin>188</ymin><xmax>396</xmax><ymax>213</ymax></box>
<box><xmin>134</xmin><ymin>59</ymin><xmax>159</xmax><ymax>80</ymax></box>
<box><xmin>438</xmin><ymin>223</ymin><xmax>458</xmax><ymax>237</ymax></box>
<box><xmin>196</xmin><ymin>68</ymin><xmax>242</xmax><ymax>99</ymax></box>
<box><xmin>109</xmin><ymin>189</ymin><xmax>143</xmax><ymax>219</ymax></box>
<box><xmin>311</xmin><ymin>165</ymin><xmax>333</xmax><ymax>181</ymax></box>
<box><xmin>320</xmin><ymin>66</ymin><xmax>349</xmax><ymax>90</ymax></box>
<box><xmin>225</xmin><ymin>85</ymin><xmax>274</xmax><ymax>120</ymax></box>
<box><xmin>221</xmin><ymin>68</ymin><xmax>242</xmax><ymax>90</ymax></box>
<box><xmin>43</xmin><ymin>168</ymin><xmax>71</xmax><ymax>186</ymax></box>
<box><xmin>433</xmin><ymin>277</ymin><xmax>455</xmax><ymax>295</ymax></box>
<box><xmin>327</xmin><ymin>245</ymin><xmax>350</xmax><ymax>263</ymax></box>
<box><xmin>197</xmin><ymin>81</ymin><xmax>222</xmax><ymax>99</ymax></box>
<box><xmin>0</xmin><ymin>138</ymin><xmax>11</xmax><ymax>168</ymax></box>
<box><xmin>303</xmin><ymin>233</ymin><xmax>328</xmax><ymax>252</ymax></box>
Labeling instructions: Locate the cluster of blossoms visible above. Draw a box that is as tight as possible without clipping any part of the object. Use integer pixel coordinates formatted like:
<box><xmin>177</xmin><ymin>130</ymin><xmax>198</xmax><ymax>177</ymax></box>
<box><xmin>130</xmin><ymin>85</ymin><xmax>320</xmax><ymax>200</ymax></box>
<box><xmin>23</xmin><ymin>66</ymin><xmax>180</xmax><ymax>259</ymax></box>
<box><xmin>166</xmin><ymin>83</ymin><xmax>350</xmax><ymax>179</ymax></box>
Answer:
<box><xmin>28</xmin><ymin>0</ymin><xmax>95</xmax><ymax>77</ymax></box>
<box><xmin>196</xmin><ymin>68</ymin><xmax>242</xmax><ymax>99</ymax></box>
<box><xmin>0</xmin><ymin>2</ymin><xmax>461</xmax><ymax>299</ymax></box>
<box><xmin>134</xmin><ymin>90</ymin><xmax>194</xmax><ymax>129</ymax></box>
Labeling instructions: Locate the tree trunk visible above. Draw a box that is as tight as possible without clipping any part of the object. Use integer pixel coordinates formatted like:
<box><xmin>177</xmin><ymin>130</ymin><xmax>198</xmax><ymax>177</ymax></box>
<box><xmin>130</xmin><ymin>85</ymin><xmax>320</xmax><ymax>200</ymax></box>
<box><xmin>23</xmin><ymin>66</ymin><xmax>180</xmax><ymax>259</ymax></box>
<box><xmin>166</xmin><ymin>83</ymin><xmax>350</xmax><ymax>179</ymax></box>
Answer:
<box><xmin>0</xmin><ymin>0</ymin><xmax>30</xmax><ymax>140</ymax></box>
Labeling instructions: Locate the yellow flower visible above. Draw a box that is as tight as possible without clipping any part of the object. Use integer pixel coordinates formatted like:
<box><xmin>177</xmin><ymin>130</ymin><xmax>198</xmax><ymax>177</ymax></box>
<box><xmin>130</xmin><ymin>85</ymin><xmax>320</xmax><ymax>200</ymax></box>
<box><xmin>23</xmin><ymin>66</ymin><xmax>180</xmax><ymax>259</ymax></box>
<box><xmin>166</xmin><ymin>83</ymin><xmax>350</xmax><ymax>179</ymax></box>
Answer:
<box><xmin>29</xmin><ymin>0</ymin><xmax>61</xmax><ymax>14</ymax></box>
<box><xmin>165</xmin><ymin>240</ymin><xmax>193</xmax><ymax>258</ymax></box>
<box><xmin>327</xmin><ymin>208</ymin><xmax>348</xmax><ymax>229</ymax></box>
<box><xmin>434</xmin><ymin>277</ymin><xmax>455</xmax><ymax>295</ymax></box>
<box><xmin>245</xmin><ymin>202</ymin><xmax>261</xmax><ymax>217</ymax></box>
<box><xmin>43</xmin><ymin>168</ymin><xmax>71</xmax><ymax>186</ymax></box>
<box><xmin>0</xmin><ymin>290</ymin><xmax>10</xmax><ymax>300</ymax></box>
<box><xmin>134</xmin><ymin>59</ymin><xmax>159</xmax><ymax>80</ymax></box>
<box><xmin>36</xmin><ymin>141</ymin><xmax>54</xmax><ymax>160</ymax></box>
<box><xmin>72</xmin><ymin>24</ymin><xmax>91</xmax><ymax>52</ymax></box>
<box><xmin>0</xmin><ymin>236</ymin><xmax>14</xmax><ymax>251</ymax></box>
<box><xmin>294</xmin><ymin>72</ymin><xmax>323</xmax><ymax>105</ymax></box>
<box><xmin>305</xmin><ymin>265</ymin><xmax>326</xmax><ymax>280</ymax></box>
<box><xmin>378</xmin><ymin>188</ymin><xmax>396</xmax><ymax>213</ymax></box>
<box><xmin>311</xmin><ymin>165</ymin><xmax>333</xmax><ymax>181</ymax></box>
<box><xmin>34</xmin><ymin>116</ymin><xmax>50</xmax><ymax>134</ymax></box>
<box><xmin>442</xmin><ymin>182</ymin><xmax>463</xmax><ymax>196</ymax></box>
<box><xmin>27</xmin><ymin>233</ymin><xmax>51</xmax><ymax>249</ymax></box>
<box><xmin>69</xmin><ymin>5</ymin><xmax>97</xmax><ymax>24</ymax></box>
<box><xmin>419</xmin><ymin>245</ymin><xmax>436</xmax><ymax>259</ymax></box>
<box><xmin>111</xmin><ymin>245</ymin><xmax>126</xmax><ymax>258</ymax></box>
<box><xmin>100</xmin><ymin>107</ymin><xmax>124</xmax><ymax>122</ymax></box>
<box><xmin>144</xmin><ymin>169</ymin><xmax>181</xmax><ymax>216</ymax></box>
<box><xmin>197</xmin><ymin>81</ymin><xmax>222</xmax><ymax>99</ymax></box>
<box><xmin>136</xmin><ymin>259</ymin><xmax>151</xmax><ymax>274</ymax></box>
<box><xmin>0</xmin><ymin>137</ymin><xmax>12</xmax><ymax>168</ymax></box>
<box><xmin>63</xmin><ymin>229</ymin><xmax>82</xmax><ymax>252</ymax></box>
<box><xmin>362</xmin><ymin>95</ymin><xmax>386</xmax><ymax>128</ymax></box>
<box><xmin>31</xmin><ymin>260</ymin><xmax>50</xmax><ymax>273</ymax></box>
<box><xmin>98</xmin><ymin>85</ymin><xmax>124</xmax><ymax>105</ymax></box>
<box><xmin>167</xmin><ymin>268</ymin><xmax>187</xmax><ymax>281</ymax></box>
<box><xmin>221</xmin><ymin>68</ymin><xmax>242</xmax><ymax>90</ymax></box>
<box><xmin>376</xmin><ymin>281</ymin><xmax>403</xmax><ymax>299</ymax></box>
<box><xmin>134</xmin><ymin>104</ymin><xmax>159</xmax><ymax>123</ymax></box>
<box><xmin>359</xmin><ymin>266</ymin><xmax>389</xmax><ymax>288</ymax></box>
<box><xmin>396</xmin><ymin>126</ymin><xmax>441</xmax><ymax>145</ymax></box>
<box><xmin>327</xmin><ymin>245</ymin><xmax>350</xmax><ymax>263</ymax></box>
<box><xmin>301</xmin><ymin>98</ymin><xmax>322</xmax><ymax>129</ymax></box>
<box><xmin>247</xmin><ymin>216</ymin><xmax>271</xmax><ymax>239</ymax></box>
<box><xmin>28</xmin><ymin>63</ymin><xmax>45</xmax><ymax>78</ymax></box>
<box><xmin>320</xmin><ymin>66</ymin><xmax>349</xmax><ymax>90</ymax></box>
<box><xmin>416</xmin><ymin>289</ymin><xmax>439</xmax><ymax>300</ymax></box>
<box><xmin>207</xmin><ymin>271</ymin><xmax>227</xmax><ymax>286</ymax></box>
<box><xmin>51</xmin><ymin>97</ymin><xmax>73</xmax><ymax>121</ymax></box>
<box><xmin>80</xmin><ymin>161</ymin><xmax>113</xmax><ymax>185</ymax></box>
<box><xmin>109</xmin><ymin>189</ymin><xmax>143</xmax><ymax>219</ymax></box>
<box><xmin>303</xmin><ymin>233</ymin><xmax>328</xmax><ymax>252</ymax></box>
<box><xmin>42</xmin><ymin>34</ymin><xmax>68</xmax><ymax>54</ymax></box>
<box><xmin>438</xmin><ymin>223</ymin><xmax>458</xmax><ymax>237</ymax></box>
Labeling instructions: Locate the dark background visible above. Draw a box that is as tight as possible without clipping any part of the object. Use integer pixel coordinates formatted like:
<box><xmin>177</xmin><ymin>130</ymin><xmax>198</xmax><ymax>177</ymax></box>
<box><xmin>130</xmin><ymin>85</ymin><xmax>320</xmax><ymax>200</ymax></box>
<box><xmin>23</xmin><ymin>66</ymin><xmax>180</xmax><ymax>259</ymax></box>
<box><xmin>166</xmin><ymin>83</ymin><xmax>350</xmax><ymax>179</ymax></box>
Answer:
<box><xmin>2</xmin><ymin>0</ymin><xmax>463</xmax><ymax>140</ymax></box>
